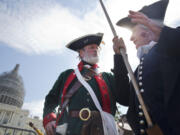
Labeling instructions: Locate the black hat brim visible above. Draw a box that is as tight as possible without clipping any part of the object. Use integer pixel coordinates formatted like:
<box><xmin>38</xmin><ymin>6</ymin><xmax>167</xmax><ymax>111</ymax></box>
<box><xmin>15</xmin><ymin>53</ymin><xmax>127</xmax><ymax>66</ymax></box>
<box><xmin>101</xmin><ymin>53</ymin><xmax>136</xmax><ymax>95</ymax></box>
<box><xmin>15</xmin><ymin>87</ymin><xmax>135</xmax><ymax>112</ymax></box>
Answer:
<box><xmin>66</xmin><ymin>33</ymin><xmax>103</xmax><ymax>51</ymax></box>
<box><xmin>116</xmin><ymin>17</ymin><xmax>136</xmax><ymax>30</ymax></box>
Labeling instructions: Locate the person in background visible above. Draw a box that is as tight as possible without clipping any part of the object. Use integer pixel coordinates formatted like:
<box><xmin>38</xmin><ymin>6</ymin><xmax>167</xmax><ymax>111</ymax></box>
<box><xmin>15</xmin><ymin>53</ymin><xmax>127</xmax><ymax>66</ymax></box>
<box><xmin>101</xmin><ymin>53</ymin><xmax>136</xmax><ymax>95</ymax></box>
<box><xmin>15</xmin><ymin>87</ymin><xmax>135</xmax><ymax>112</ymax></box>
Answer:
<box><xmin>43</xmin><ymin>33</ymin><xmax>129</xmax><ymax>135</ymax></box>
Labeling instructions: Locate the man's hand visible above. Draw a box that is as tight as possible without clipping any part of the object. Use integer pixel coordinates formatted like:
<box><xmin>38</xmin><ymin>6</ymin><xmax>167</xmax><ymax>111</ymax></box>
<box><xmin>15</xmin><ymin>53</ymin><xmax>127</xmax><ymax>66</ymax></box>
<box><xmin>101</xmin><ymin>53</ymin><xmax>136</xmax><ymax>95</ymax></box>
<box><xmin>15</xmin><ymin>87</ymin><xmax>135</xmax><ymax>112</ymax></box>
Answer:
<box><xmin>113</xmin><ymin>36</ymin><xmax>126</xmax><ymax>54</ymax></box>
<box><xmin>128</xmin><ymin>10</ymin><xmax>163</xmax><ymax>41</ymax></box>
<box><xmin>45</xmin><ymin>121</ymin><xmax>56</xmax><ymax>135</ymax></box>
<box><xmin>128</xmin><ymin>10</ymin><xmax>150</xmax><ymax>27</ymax></box>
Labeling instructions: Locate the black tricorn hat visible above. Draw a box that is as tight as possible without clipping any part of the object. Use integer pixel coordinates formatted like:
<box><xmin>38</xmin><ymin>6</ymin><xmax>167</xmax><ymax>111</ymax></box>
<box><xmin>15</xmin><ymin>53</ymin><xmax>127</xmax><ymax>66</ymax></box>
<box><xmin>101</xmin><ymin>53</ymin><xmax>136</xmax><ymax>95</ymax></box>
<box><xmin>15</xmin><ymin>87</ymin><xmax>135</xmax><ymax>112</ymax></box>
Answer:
<box><xmin>116</xmin><ymin>0</ymin><xmax>169</xmax><ymax>30</ymax></box>
<box><xmin>66</xmin><ymin>33</ymin><xmax>104</xmax><ymax>51</ymax></box>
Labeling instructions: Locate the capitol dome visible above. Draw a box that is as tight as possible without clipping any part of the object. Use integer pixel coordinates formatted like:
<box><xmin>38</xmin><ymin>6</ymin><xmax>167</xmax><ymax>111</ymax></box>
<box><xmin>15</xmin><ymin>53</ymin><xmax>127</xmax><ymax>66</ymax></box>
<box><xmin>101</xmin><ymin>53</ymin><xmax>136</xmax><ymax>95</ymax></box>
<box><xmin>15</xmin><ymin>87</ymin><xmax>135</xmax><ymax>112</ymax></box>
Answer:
<box><xmin>0</xmin><ymin>64</ymin><xmax>25</xmax><ymax>108</ymax></box>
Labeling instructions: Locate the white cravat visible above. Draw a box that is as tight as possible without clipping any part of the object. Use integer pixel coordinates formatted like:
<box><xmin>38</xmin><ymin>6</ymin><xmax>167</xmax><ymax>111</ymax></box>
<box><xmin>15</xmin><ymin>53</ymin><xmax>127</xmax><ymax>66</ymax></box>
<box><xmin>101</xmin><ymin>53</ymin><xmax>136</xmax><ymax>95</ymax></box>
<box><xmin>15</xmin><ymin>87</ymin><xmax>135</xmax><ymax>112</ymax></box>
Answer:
<box><xmin>137</xmin><ymin>41</ymin><xmax>157</xmax><ymax>59</ymax></box>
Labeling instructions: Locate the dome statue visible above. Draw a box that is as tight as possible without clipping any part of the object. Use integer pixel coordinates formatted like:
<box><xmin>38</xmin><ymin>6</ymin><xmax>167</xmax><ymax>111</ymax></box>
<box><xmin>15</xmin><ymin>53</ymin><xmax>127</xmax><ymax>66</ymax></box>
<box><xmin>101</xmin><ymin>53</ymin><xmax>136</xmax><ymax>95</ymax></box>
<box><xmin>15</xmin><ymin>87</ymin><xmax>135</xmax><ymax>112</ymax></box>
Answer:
<box><xmin>0</xmin><ymin>64</ymin><xmax>25</xmax><ymax>108</ymax></box>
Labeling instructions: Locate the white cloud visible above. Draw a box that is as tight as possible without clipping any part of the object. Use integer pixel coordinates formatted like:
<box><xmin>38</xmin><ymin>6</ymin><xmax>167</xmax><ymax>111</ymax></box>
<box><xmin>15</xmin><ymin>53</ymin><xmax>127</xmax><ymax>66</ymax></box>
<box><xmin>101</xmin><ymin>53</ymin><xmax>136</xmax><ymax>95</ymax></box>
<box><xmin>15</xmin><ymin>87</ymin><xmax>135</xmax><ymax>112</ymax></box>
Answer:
<box><xmin>22</xmin><ymin>99</ymin><xmax>44</xmax><ymax>119</ymax></box>
<box><xmin>1</xmin><ymin>0</ymin><xmax>179</xmax><ymax>66</ymax></box>
<box><xmin>164</xmin><ymin>0</ymin><xmax>180</xmax><ymax>26</ymax></box>
<box><xmin>0</xmin><ymin>0</ymin><xmax>85</xmax><ymax>54</ymax></box>
<box><xmin>1</xmin><ymin>0</ymin><xmax>177</xmax><ymax>54</ymax></box>
<box><xmin>1</xmin><ymin>0</ymin><xmax>180</xmax><ymax>117</ymax></box>
<box><xmin>0</xmin><ymin>0</ymin><xmax>140</xmax><ymax>70</ymax></box>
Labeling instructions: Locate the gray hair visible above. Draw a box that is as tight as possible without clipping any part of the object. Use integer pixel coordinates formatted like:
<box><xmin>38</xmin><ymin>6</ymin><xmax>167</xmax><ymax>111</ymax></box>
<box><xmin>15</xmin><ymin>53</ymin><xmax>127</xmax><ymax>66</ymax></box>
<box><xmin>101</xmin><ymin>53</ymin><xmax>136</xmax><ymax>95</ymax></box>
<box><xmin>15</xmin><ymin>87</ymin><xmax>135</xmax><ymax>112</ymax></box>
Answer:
<box><xmin>138</xmin><ymin>19</ymin><xmax>164</xmax><ymax>31</ymax></box>
<box><xmin>138</xmin><ymin>19</ymin><xmax>163</xmax><ymax>41</ymax></box>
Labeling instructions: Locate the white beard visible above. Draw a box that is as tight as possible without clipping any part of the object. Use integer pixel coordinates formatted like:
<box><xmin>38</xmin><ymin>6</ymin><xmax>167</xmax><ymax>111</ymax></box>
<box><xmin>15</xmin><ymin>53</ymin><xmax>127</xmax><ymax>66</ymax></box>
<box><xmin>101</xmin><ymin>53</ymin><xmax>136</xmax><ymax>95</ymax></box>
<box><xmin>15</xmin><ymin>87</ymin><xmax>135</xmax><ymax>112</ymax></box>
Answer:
<box><xmin>82</xmin><ymin>55</ymin><xmax>99</xmax><ymax>65</ymax></box>
<box><xmin>137</xmin><ymin>41</ymin><xmax>157</xmax><ymax>59</ymax></box>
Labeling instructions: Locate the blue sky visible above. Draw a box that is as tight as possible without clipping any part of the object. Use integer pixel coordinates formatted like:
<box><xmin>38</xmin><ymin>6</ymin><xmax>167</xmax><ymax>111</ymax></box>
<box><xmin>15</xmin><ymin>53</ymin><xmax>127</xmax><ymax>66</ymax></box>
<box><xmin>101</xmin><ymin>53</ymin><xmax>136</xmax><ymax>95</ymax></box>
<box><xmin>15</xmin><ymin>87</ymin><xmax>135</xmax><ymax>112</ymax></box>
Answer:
<box><xmin>0</xmin><ymin>0</ymin><xmax>180</xmax><ymax>118</ymax></box>
<box><xmin>0</xmin><ymin>43</ymin><xmax>75</xmax><ymax>101</ymax></box>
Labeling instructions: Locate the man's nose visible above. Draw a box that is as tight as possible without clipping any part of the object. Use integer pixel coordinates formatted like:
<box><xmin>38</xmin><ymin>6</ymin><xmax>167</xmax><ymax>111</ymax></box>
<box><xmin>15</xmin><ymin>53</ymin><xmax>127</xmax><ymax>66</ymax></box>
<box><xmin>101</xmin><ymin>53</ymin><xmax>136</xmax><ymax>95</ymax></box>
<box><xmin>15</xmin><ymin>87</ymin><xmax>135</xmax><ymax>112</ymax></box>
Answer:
<box><xmin>94</xmin><ymin>49</ymin><xmax>98</xmax><ymax>53</ymax></box>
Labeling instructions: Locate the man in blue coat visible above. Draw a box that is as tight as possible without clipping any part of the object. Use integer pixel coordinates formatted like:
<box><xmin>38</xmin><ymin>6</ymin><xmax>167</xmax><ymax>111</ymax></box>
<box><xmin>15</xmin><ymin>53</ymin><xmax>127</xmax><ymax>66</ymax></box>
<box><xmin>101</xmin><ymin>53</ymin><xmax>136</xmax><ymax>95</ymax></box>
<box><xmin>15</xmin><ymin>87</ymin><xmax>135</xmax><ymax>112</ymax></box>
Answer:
<box><xmin>113</xmin><ymin>0</ymin><xmax>180</xmax><ymax>134</ymax></box>
<box><xmin>128</xmin><ymin>8</ymin><xmax>180</xmax><ymax>135</ymax></box>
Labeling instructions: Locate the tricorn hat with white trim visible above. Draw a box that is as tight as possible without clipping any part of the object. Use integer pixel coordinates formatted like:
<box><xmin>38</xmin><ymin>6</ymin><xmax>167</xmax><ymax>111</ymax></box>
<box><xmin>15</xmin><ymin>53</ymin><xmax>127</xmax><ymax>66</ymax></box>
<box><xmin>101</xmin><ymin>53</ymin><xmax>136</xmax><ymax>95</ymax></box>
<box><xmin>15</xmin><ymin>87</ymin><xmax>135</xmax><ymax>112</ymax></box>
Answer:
<box><xmin>66</xmin><ymin>33</ymin><xmax>104</xmax><ymax>51</ymax></box>
<box><xmin>116</xmin><ymin>0</ymin><xmax>169</xmax><ymax>30</ymax></box>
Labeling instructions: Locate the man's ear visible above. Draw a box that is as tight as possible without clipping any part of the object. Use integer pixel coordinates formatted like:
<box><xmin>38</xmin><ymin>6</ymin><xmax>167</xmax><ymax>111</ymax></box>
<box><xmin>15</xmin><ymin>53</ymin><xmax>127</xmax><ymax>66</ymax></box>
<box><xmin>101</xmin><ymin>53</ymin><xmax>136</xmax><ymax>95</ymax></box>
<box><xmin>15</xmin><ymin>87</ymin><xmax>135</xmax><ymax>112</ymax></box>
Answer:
<box><xmin>79</xmin><ymin>49</ymin><xmax>84</xmax><ymax>58</ymax></box>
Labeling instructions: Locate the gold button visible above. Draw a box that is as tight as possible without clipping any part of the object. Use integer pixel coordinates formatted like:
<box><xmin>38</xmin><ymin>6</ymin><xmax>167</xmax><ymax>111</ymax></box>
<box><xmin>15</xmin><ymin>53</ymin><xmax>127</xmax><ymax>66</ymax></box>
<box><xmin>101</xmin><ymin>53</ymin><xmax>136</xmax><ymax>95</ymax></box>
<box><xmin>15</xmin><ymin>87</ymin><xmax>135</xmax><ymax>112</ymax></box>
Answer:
<box><xmin>139</xmin><ymin>82</ymin><xmax>143</xmax><ymax>86</ymax></box>
<box><xmin>139</xmin><ymin>112</ymin><xmax>143</xmax><ymax>117</ymax></box>
<box><xmin>140</xmin><ymin>89</ymin><xmax>144</xmax><ymax>93</ymax></box>
<box><xmin>139</xmin><ymin>120</ymin><xmax>145</xmax><ymax>125</ymax></box>
<box><xmin>140</xmin><ymin>129</ymin><xmax>145</xmax><ymax>134</ymax></box>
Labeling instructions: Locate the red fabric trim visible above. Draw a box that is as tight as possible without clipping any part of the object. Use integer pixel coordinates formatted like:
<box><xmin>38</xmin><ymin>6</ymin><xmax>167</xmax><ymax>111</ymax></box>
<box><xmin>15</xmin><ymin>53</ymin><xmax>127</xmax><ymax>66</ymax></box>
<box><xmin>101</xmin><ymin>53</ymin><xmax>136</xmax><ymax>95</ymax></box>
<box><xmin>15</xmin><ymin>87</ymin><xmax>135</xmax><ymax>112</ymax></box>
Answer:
<box><xmin>43</xmin><ymin>113</ymin><xmax>56</xmax><ymax>128</ymax></box>
<box><xmin>78</xmin><ymin>61</ymin><xmax>84</xmax><ymax>71</ymax></box>
<box><xmin>92</xmin><ymin>64</ymin><xmax>98</xmax><ymax>69</ymax></box>
<box><xmin>94</xmin><ymin>74</ymin><xmax>111</xmax><ymax>113</ymax></box>
<box><xmin>56</xmin><ymin>61</ymin><xmax>84</xmax><ymax>126</ymax></box>
<box><xmin>61</xmin><ymin>72</ymin><xmax>76</xmax><ymax>106</ymax></box>
<box><xmin>56</xmin><ymin>61</ymin><xmax>111</xmax><ymax>125</ymax></box>
<box><xmin>61</xmin><ymin>61</ymin><xmax>84</xmax><ymax>105</ymax></box>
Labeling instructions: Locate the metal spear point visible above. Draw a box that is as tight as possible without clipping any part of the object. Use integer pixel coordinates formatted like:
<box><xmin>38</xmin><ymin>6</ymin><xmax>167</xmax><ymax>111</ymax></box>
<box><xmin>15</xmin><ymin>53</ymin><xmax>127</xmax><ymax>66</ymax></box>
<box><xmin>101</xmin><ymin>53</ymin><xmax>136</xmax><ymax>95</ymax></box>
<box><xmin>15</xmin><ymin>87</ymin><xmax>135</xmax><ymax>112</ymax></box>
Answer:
<box><xmin>98</xmin><ymin>0</ymin><xmax>153</xmax><ymax>128</ymax></box>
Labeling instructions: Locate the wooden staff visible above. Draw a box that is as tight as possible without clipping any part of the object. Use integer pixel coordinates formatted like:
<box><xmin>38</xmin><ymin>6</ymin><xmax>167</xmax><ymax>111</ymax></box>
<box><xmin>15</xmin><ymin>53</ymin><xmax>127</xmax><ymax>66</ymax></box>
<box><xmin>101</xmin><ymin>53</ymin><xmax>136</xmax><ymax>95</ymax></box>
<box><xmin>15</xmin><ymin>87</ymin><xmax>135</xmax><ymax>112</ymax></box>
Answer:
<box><xmin>99</xmin><ymin>0</ymin><xmax>153</xmax><ymax>128</ymax></box>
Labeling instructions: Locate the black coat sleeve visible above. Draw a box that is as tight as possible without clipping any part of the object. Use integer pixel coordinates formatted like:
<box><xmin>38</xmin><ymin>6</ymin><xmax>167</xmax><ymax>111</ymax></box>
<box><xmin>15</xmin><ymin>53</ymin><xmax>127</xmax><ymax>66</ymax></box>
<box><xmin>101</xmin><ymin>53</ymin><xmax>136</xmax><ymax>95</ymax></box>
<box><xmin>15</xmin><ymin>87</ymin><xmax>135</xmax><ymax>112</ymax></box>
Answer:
<box><xmin>112</xmin><ymin>54</ymin><xmax>130</xmax><ymax>106</ymax></box>
<box><xmin>43</xmin><ymin>75</ymin><xmax>62</xmax><ymax>118</ymax></box>
<box><xmin>43</xmin><ymin>70</ymin><xmax>72</xmax><ymax>118</ymax></box>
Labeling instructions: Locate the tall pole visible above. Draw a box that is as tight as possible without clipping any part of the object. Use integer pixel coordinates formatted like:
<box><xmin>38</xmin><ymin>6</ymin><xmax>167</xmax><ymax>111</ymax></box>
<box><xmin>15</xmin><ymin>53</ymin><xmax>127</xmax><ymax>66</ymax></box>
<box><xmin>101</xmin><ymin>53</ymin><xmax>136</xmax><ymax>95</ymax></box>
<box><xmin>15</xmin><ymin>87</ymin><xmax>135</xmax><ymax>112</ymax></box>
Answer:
<box><xmin>99</xmin><ymin>0</ymin><xmax>153</xmax><ymax>127</ymax></box>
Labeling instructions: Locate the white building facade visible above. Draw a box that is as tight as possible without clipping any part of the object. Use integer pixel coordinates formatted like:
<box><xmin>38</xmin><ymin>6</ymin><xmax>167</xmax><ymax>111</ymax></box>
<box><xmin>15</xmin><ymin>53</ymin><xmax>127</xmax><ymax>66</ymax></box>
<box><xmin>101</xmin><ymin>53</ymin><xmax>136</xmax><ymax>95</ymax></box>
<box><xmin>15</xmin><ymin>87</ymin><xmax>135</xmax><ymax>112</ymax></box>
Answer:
<box><xmin>0</xmin><ymin>65</ymin><xmax>45</xmax><ymax>135</ymax></box>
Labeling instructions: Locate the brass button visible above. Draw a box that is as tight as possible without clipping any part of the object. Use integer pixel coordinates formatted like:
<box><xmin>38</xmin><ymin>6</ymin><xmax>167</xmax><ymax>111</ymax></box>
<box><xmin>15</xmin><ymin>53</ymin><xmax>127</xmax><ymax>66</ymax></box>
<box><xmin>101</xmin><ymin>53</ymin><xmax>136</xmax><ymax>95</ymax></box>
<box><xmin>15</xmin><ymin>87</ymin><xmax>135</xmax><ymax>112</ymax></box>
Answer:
<box><xmin>139</xmin><ymin>82</ymin><xmax>143</xmax><ymax>86</ymax></box>
<box><xmin>139</xmin><ymin>120</ymin><xmax>145</xmax><ymax>125</ymax></box>
<box><xmin>140</xmin><ymin>89</ymin><xmax>144</xmax><ymax>93</ymax></box>
<box><xmin>138</xmin><ymin>112</ymin><xmax>143</xmax><ymax>117</ymax></box>
<box><xmin>140</xmin><ymin>129</ymin><xmax>145</xmax><ymax>134</ymax></box>
<box><xmin>139</xmin><ymin>71</ymin><xmax>142</xmax><ymax>75</ymax></box>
